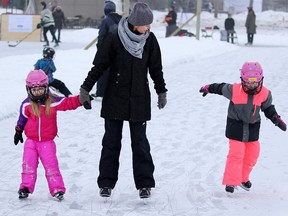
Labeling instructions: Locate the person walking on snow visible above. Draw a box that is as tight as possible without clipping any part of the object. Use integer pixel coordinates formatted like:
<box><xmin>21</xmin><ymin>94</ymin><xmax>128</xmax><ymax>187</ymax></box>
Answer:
<box><xmin>245</xmin><ymin>7</ymin><xmax>256</xmax><ymax>45</ymax></box>
<box><xmin>34</xmin><ymin>47</ymin><xmax>72</xmax><ymax>97</ymax></box>
<box><xmin>14</xmin><ymin>70</ymin><xmax>82</xmax><ymax>200</ymax></box>
<box><xmin>164</xmin><ymin>5</ymin><xmax>177</xmax><ymax>37</ymax></box>
<box><xmin>199</xmin><ymin>62</ymin><xmax>286</xmax><ymax>193</ymax></box>
<box><xmin>224</xmin><ymin>14</ymin><xmax>235</xmax><ymax>44</ymax></box>
<box><xmin>79</xmin><ymin>2</ymin><xmax>167</xmax><ymax>199</ymax></box>
<box><xmin>91</xmin><ymin>1</ymin><xmax>122</xmax><ymax>99</ymax></box>
<box><xmin>39</xmin><ymin>1</ymin><xmax>59</xmax><ymax>47</ymax></box>
<box><xmin>52</xmin><ymin>5</ymin><xmax>66</xmax><ymax>43</ymax></box>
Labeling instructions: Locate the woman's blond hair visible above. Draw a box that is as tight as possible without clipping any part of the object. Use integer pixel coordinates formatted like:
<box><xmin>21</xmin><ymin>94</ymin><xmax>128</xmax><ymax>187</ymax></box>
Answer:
<box><xmin>30</xmin><ymin>94</ymin><xmax>52</xmax><ymax>117</ymax></box>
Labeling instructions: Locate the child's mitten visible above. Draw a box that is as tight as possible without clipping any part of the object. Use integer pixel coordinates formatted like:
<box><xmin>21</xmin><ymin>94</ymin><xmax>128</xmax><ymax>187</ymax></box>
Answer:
<box><xmin>199</xmin><ymin>85</ymin><xmax>210</xmax><ymax>97</ymax></box>
<box><xmin>272</xmin><ymin>115</ymin><xmax>287</xmax><ymax>131</ymax></box>
<box><xmin>14</xmin><ymin>126</ymin><xmax>23</xmax><ymax>145</ymax></box>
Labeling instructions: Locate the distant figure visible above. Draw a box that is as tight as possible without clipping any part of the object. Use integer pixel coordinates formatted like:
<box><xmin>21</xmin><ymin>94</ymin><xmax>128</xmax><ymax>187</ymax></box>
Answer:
<box><xmin>224</xmin><ymin>14</ymin><xmax>235</xmax><ymax>44</ymax></box>
<box><xmin>245</xmin><ymin>7</ymin><xmax>256</xmax><ymax>45</ymax></box>
<box><xmin>165</xmin><ymin>5</ymin><xmax>177</xmax><ymax>37</ymax></box>
<box><xmin>52</xmin><ymin>5</ymin><xmax>66</xmax><ymax>43</ymax></box>
<box><xmin>91</xmin><ymin>1</ymin><xmax>122</xmax><ymax>99</ymax></box>
<box><xmin>39</xmin><ymin>1</ymin><xmax>59</xmax><ymax>47</ymax></box>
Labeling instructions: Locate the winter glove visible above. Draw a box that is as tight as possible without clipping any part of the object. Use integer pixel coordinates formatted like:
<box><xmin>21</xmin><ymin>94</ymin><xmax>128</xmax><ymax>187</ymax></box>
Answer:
<box><xmin>158</xmin><ymin>92</ymin><xmax>167</xmax><ymax>109</ymax></box>
<box><xmin>36</xmin><ymin>23</ymin><xmax>42</xmax><ymax>29</ymax></box>
<box><xmin>271</xmin><ymin>115</ymin><xmax>287</xmax><ymax>131</ymax></box>
<box><xmin>14</xmin><ymin>126</ymin><xmax>23</xmax><ymax>145</ymax></box>
<box><xmin>79</xmin><ymin>87</ymin><xmax>92</xmax><ymax>110</ymax></box>
<box><xmin>199</xmin><ymin>85</ymin><xmax>210</xmax><ymax>97</ymax></box>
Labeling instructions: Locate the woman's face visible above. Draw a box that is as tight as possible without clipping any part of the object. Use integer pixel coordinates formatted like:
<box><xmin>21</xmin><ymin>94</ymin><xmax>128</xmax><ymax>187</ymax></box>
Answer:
<box><xmin>134</xmin><ymin>25</ymin><xmax>150</xmax><ymax>34</ymax></box>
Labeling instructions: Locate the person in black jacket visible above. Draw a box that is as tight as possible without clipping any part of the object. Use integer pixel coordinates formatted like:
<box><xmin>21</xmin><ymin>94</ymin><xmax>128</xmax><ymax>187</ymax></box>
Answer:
<box><xmin>224</xmin><ymin>14</ymin><xmax>235</xmax><ymax>43</ymax></box>
<box><xmin>79</xmin><ymin>2</ymin><xmax>167</xmax><ymax>199</ymax></box>
<box><xmin>91</xmin><ymin>1</ymin><xmax>122</xmax><ymax>99</ymax></box>
<box><xmin>165</xmin><ymin>5</ymin><xmax>177</xmax><ymax>37</ymax></box>
<box><xmin>52</xmin><ymin>5</ymin><xmax>65</xmax><ymax>43</ymax></box>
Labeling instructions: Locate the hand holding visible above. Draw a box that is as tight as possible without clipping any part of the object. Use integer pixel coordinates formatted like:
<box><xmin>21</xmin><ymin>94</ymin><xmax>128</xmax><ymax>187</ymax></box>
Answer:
<box><xmin>199</xmin><ymin>85</ymin><xmax>210</xmax><ymax>97</ymax></box>
<box><xmin>14</xmin><ymin>126</ymin><xmax>23</xmax><ymax>145</ymax></box>
<box><xmin>272</xmin><ymin>115</ymin><xmax>287</xmax><ymax>131</ymax></box>
<box><xmin>158</xmin><ymin>92</ymin><xmax>167</xmax><ymax>109</ymax></box>
<box><xmin>79</xmin><ymin>87</ymin><xmax>92</xmax><ymax>110</ymax></box>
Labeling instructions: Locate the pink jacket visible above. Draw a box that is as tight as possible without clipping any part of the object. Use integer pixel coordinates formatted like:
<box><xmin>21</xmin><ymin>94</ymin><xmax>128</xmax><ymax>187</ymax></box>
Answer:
<box><xmin>17</xmin><ymin>95</ymin><xmax>81</xmax><ymax>141</ymax></box>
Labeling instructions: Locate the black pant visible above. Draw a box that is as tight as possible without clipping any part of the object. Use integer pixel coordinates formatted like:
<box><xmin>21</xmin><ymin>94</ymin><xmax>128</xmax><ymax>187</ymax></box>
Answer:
<box><xmin>43</xmin><ymin>25</ymin><xmax>58</xmax><ymax>43</ymax></box>
<box><xmin>49</xmin><ymin>78</ymin><xmax>72</xmax><ymax>97</ymax></box>
<box><xmin>247</xmin><ymin>33</ymin><xmax>254</xmax><ymax>44</ymax></box>
<box><xmin>97</xmin><ymin>119</ymin><xmax>155</xmax><ymax>189</ymax></box>
<box><xmin>55</xmin><ymin>27</ymin><xmax>62</xmax><ymax>42</ymax></box>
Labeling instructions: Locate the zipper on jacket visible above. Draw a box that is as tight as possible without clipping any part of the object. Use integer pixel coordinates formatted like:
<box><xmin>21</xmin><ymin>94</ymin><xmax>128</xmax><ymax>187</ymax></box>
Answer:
<box><xmin>38</xmin><ymin>117</ymin><xmax>41</xmax><ymax>141</ymax></box>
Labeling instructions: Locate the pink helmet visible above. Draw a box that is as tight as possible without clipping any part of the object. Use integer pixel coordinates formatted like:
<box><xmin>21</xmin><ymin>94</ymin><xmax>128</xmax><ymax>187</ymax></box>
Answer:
<box><xmin>240</xmin><ymin>62</ymin><xmax>263</xmax><ymax>82</ymax></box>
<box><xmin>26</xmin><ymin>70</ymin><xmax>48</xmax><ymax>87</ymax></box>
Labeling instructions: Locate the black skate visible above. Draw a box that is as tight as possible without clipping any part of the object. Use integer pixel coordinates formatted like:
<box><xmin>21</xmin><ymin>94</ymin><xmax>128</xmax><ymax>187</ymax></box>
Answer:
<box><xmin>99</xmin><ymin>187</ymin><xmax>112</xmax><ymax>197</ymax></box>
<box><xmin>240</xmin><ymin>181</ymin><xmax>252</xmax><ymax>191</ymax></box>
<box><xmin>225</xmin><ymin>185</ymin><xmax>236</xmax><ymax>193</ymax></box>
<box><xmin>18</xmin><ymin>188</ymin><xmax>30</xmax><ymax>199</ymax></box>
<box><xmin>53</xmin><ymin>191</ymin><xmax>64</xmax><ymax>201</ymax></box>
<box><xmin>139</xmin><ymin>188</ymin><xmax>151</xmax><ymax>199</ymax></box>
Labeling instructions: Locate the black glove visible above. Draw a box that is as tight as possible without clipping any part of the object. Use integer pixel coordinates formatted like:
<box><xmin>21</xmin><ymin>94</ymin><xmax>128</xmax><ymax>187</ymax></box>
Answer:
<box><xmin>199</xmin><ymin>85</ymin><xmax>210</xmax><ymax>97</ymax></box>
<box><xmin>158</xmin><ymin>92</ymin><xmax>167</xmax><ymax>109</ymax></box>
<box><xmin>14</xmin><ymin>126</ymin><xmax>23</xmax><ymax>145</ymax></box>
<box><xmin>271</xmin><ymin>115</ymin><xmax>287</xmax><ymax>131</ymax></box>
<box><xmin>79</xmin><ymin>87</ymin><xmax>92</xmax><ymax>110</ymax></box>
<box><xmin>36</xmin><ymin>23</ymin><xmax>42</xmax><ymax>29</ymax></box>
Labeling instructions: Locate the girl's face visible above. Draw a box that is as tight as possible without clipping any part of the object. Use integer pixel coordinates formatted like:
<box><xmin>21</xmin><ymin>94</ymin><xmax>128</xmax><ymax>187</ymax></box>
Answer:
<box><xmin>134</xmin><ymin>25</ymin><xmax>150</xmax><ymax>34</ymax></box>
<box><xmin>31</xmin><ymin>86</ymin><xmax>46</xmax><ymax>96</ymax></box>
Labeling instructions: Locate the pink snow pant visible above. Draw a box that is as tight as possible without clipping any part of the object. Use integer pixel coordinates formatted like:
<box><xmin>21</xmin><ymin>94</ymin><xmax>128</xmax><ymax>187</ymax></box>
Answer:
<box><xmin>222</xmin><ymin>139</ymin><xmax>260</xmax><ymax>186</ymax></box>
<box><xmin>20</xmin><ymin>139</ymin><xmax>66</xmax><ymax>196</ymax></box>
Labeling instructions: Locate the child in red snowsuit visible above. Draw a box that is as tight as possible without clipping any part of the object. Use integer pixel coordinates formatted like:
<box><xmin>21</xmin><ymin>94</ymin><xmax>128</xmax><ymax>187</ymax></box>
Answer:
<box><xmin>14</xmin><ymin>69</ymin><xmax>81</xmax><ymax>200</ymax></box>
<box><xmin>199</xmin><ymin>62</ymin><xmax>286</xmax><ymax>193</ymax></box>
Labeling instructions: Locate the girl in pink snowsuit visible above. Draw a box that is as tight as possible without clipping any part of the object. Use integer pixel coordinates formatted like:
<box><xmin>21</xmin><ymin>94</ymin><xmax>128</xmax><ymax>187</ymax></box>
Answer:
<box><xmin>14</xmin><ymin>70</ymin><xmax>81</xmax><ymax>200</ymax></box>
<box><xmin>199</xmin><ymin>62</ymin><xmax>286</xmax><ymax>193</ymax></box>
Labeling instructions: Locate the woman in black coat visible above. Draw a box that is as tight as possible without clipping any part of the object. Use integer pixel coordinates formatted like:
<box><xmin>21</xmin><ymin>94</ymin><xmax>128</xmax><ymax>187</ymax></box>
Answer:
<box><xmin>52</xmin><ymin>6</ymin><xmax>65</xmax><ymax>42</ymax></box>
<box><xmin>79</xmin><ymin>3</ymin><xmax>167</xmax><ymax>199</ymax></box>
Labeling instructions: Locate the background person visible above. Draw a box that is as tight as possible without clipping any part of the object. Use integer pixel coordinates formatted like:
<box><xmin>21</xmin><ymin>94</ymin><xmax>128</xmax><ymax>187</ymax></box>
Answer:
<box><xmin>224</xmin><ymin>13</ymin><xmax>235</xmax><ymax>44</ymax></box>
<box><xmin>164</xmin><ymin>5</ymin><xmax>177</xmax><ymax>37</ymax></box>
<box><xmin>245</xmin><ymin>7</ymin><xmax>256</xmax><ymax>45</ymax></box>
<box><xmin>91</xmin><ymin>1</ymin><xmax>122</xmax><ymax>99</ymax></box>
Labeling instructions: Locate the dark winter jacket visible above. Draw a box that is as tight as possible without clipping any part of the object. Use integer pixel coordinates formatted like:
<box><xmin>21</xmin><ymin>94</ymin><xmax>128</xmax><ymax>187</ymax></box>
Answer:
<box><xmin>81</xmin><ymin>31</ymin><xmax>167</xmax><ymax>122</ymax></box>
<box><xmin>245</xmin><ymin>11</ymin><xmax>256</xmax><ymax>34</ymax></box>
<box><xmin>53</xmin><ymin>9</ymin><xmax>65</xmax><ymax>29</ymax></box>
<box><xmin>97</xmin><ymin>12</ymin><xmax>122</xmax><ymax>49</ymax></box>
<box><xmin>208</xmin><ymin>83</ymin><xmax>278</xmax><ymax>142</ymax></box>
<box><xmin>165</xmin><ymin>10</ymin><xmax>177</xmax><ymax>25</ymax></box>
<box><xmin>224</xmin><ymin>17</ymin><xmax>235</xmax><ymax>31</ymax></box>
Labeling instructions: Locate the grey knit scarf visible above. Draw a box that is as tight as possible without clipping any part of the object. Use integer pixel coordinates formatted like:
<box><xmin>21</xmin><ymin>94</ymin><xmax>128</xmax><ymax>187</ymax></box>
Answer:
<box><xmin>118</xmin><ymin>17</ymin><xmax>150</xmax><ymax>59</ymax></box>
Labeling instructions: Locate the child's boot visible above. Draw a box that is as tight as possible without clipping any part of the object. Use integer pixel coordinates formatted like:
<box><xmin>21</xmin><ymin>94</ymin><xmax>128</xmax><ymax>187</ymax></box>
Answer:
<box><xmin>18</xmin><ymin>188</ymin><xmax>30</xmax><ymax>199</ymax></box>
<box><xmin>53</xmin><ymin>191</ymin><xmax>64</xmax><ymax>201</ymax></box>
<box><xmin>225</xmin><ymin>185</ymin><xmax>236</xmax><ymax>193</ymax></box>
<box><xmin>240</xmin><ymin>181</ymin><xmax>252</xmax><ymax>191</ymax></box>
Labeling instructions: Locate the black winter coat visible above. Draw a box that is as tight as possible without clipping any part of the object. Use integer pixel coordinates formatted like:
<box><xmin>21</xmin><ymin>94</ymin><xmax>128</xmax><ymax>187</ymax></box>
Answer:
<box><xmin>53</xmin><ymin>10</ymin><xmax>65</xmax><ymax>29</ymax></box>
<box><xmin>81</xmin><ymin>31</ymin><xmax>167</xmax><ymax>122</ymax></box>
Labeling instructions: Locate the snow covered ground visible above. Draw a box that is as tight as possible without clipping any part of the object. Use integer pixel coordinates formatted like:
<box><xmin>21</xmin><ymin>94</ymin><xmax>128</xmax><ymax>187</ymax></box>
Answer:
<box><xmin>1</xmin><ymin>9</ymin><xmax>288</xmax><ymax>216</ymax></box>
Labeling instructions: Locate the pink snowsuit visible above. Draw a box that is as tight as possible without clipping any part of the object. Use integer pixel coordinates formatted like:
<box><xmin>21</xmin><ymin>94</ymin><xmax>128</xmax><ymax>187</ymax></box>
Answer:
<box><xmin>16</xmin><ymin>95</ymin><xmax>81</xmax><ymax>196</ymax></box>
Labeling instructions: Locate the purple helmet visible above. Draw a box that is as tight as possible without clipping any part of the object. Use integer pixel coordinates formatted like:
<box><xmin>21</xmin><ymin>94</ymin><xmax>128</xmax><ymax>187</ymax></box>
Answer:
<box><xmin>240</xmin><ymin>62</ymin><xmax>263</xmax><ymax>82</ymax></box>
